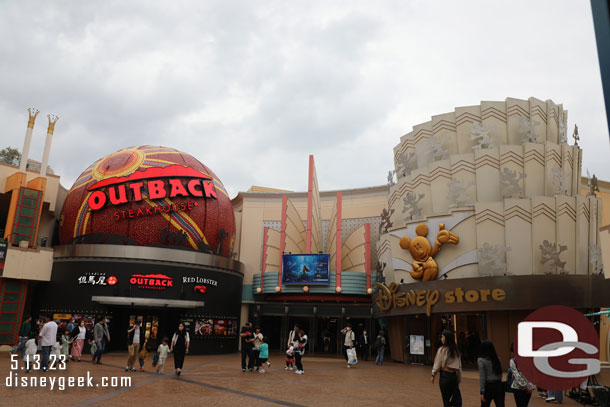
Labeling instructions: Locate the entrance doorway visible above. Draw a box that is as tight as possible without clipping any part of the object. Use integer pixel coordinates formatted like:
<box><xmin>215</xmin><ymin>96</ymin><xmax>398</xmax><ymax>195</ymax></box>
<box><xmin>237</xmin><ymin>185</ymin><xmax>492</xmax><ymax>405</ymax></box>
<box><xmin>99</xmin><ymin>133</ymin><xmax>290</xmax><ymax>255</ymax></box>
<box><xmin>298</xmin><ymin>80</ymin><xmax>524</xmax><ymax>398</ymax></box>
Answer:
<box><xmin>109</xmin><ymin>308</ymin><xmax>178</xmax><ymax>352</ymax></box>
<box><xmin>317</xmin><ymin>317</ymin><xmax>338</xmax><ymax>354</ymax></box>
<box><xmin>260</xmin><ymin>316</ymin><xmax>282</xmax><ymax>350</ymax></box>
<box><xmin>128</xmin><ymin>314</ymin><xmax>159</xmax><ymax>341</ymax></box>
<box><xmin>430</xmin><ymin>313</ymin><xmax>485</xmax><ymax>368</ymax></box>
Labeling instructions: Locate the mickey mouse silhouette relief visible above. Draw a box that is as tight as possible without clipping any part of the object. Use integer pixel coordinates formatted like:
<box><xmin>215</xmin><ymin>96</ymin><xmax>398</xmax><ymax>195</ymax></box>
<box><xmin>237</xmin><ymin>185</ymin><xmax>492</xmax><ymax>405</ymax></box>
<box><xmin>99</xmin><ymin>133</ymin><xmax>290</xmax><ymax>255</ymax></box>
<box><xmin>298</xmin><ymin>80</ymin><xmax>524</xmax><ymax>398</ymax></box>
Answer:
<box><xmin>399</xmin><ymin>223</ymin><xmax>459</xmax><ymax>281</ymax></box>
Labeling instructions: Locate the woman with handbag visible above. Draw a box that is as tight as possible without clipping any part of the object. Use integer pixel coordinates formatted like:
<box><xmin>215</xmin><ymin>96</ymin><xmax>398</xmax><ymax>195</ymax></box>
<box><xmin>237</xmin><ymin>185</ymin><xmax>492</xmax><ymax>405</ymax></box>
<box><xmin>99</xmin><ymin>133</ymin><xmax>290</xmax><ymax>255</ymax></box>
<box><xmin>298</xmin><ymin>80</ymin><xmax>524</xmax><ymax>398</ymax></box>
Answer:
<box><xmin>431</xmin><ymin>330</ymin><xmax>463</xmax><ymax>407</ymax></box>
<box><xmin>70</xmin><ymin>319</ymin><xmax>87</xmax><ymax>362</ymax></box>
<box><xmin>293</xmin><ymin>329</ymin><xmax>307</xmax><ymax>375</ymax></box>
<box><xmin>170</xmin><ymin>323</ymin><xmax>190</xmax><ymax>376</ymax></box>
<box><xmin>508</xmin><ymin>343</ymin><xmax>536</xmax><ymax>406</ymax></box>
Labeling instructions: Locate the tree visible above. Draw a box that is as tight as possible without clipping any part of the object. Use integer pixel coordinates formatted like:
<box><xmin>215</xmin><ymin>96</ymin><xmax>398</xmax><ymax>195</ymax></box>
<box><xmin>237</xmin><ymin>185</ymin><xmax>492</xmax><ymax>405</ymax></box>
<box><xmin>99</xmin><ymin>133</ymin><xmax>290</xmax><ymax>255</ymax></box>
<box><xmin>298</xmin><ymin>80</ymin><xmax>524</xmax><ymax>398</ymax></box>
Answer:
<box><xmin>0</xmin><ymin>147</ymin><xmax>20</xmax><ymax>165</ymax></box>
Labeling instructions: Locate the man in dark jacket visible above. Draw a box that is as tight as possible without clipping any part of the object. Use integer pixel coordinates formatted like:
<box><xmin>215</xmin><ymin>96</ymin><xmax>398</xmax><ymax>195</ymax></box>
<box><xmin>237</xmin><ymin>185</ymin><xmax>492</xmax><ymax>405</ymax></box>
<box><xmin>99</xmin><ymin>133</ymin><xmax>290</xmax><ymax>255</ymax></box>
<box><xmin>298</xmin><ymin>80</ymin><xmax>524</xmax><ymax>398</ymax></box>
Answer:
<box><xmin>239</xmin><ymin>322</ymin><xmax>255</xmax><ymax>372</ymax></box>
<box><xmin>126</xmin><ymin>319</ymin><xmax>145</xmax><ymax>372</ymax></box>
<box><xmin>10</xmin><ymin>315</ymin><xmax>32</xmax><ymax>357</ymax></box>
<box><xmin>358</xmin><ymin>329</ymin><xmax>370</xmax><ymax>361</ymax></box>
<box><xmin>92</xmin><ymin>317</ymin><xmax>110</xmax><ymax>364</ymax></box>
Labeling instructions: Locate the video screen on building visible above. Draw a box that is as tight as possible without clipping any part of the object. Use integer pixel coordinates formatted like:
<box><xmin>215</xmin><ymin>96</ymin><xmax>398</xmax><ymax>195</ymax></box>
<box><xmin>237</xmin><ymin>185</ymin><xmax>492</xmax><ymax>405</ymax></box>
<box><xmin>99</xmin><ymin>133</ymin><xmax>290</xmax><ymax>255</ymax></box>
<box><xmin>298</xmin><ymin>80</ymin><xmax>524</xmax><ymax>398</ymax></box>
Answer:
<box><xmin>281</xmin><ymin>253</ymin><xmax>330</xmax><ymax>285</ymax></box>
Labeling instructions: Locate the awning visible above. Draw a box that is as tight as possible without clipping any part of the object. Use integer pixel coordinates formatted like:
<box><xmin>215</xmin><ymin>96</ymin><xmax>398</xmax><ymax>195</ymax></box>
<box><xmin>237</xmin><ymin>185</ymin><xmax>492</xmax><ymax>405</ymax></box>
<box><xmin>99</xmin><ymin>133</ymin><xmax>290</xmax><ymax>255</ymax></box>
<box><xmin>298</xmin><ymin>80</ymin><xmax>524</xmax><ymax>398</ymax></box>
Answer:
<box><xmin>91</xmin><ymin>296</ymin><xmax>204</xmax><ymax>308</ymax></box>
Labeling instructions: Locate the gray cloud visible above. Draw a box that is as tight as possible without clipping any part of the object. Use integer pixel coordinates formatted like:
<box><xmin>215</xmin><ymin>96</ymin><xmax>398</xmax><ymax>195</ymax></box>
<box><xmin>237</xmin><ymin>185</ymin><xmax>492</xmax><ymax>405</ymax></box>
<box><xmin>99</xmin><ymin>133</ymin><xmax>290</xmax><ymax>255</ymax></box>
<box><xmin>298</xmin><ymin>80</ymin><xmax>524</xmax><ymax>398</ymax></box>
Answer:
<box><xmin>0</xmin><ymin>0</ymin><xmax>607</xmax><ymax>198</ymax></box>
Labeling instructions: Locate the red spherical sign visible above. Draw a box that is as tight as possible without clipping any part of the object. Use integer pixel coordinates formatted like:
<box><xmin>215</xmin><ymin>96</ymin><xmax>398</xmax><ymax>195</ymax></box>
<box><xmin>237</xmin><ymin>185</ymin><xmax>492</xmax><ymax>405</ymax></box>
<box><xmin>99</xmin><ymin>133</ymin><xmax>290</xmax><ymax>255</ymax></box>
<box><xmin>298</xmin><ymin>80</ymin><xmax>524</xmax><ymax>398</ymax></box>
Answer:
<box><xmin>107</xmin><ymin>276</ymin><xmax>118</xmax><ymax>286</ymax></box>
<box><xmin>514</xmin><ymin>305</ymin><xmax>600</xmax><ymax>391</ymax></box>
<box><xmin>59</xmin><ymin>146</ymin><xmax>235</xmax><ymax>257</ymax></box>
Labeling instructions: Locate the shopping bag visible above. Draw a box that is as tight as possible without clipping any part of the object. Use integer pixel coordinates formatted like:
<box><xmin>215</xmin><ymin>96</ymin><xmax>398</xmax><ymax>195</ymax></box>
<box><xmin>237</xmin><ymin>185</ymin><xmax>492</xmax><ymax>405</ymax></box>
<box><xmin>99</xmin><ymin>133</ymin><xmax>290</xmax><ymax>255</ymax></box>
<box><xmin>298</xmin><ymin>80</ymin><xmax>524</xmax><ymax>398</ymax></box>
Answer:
<box><xmin>346</xmin><ymin>347</ymin><xmax>358</xmax><ymax>365</ymax></box>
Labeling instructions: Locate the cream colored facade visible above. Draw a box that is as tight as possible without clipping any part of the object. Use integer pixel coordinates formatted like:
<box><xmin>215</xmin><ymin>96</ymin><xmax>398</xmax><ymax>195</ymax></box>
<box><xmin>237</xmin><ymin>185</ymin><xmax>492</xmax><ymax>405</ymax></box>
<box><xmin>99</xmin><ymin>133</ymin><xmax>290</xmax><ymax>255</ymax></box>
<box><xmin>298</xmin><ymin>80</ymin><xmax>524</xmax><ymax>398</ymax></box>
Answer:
<box><xmin>0</xmin><ymin>161</ymin><xmax>66</xmax><ymax>281</ymax></box>
<box><xmin>232</xmin><ymin>184</ymin><xmax>387</xmax><ymax>325</ymax></box>
<box><xmin>375</xmin><ymin>97</ymin><xmax>610</xmax><ymax>367</ymax></box>
<box><xmin>380</xmin><ymin>97</ymin><xmax>603</xmax><ymax>283</ymax></box>
<box><xmin>2</xmin><ymin>246</ymin><xmax>54</xmax><ymax>281</ymax></box>
<box><xmin>233</xmin><ymin>185</ymin><xmax>388</xmax><ymax>284</ymax></box>
<box><xmin>0</xmin><ymin>162</ymin><xmax>64</xmax><ymax>213</ymax></box>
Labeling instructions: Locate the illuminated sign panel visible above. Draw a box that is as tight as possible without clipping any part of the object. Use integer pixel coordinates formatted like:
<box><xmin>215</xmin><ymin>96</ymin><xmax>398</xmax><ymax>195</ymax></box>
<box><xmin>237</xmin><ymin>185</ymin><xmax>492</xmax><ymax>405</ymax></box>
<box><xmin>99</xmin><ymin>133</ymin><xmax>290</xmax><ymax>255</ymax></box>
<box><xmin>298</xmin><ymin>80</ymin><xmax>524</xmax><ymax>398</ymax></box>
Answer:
<box><xmin>129</xmin><ymin>274</ymin><xmax>173</xmax><ymax>290</ymax></box>
<box><xmin>86</xmin><ymin>165</ymin><xmax>217</xmax><ymax>218</ymax></box>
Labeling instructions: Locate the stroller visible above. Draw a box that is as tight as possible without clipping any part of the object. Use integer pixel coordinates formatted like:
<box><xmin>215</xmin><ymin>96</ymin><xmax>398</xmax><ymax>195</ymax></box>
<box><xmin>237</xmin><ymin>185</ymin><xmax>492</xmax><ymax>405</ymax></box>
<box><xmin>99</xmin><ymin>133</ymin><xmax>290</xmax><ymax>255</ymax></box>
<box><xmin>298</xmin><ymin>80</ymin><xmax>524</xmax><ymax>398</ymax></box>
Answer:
<box><xmin>566</xmin><ymin>376</ymin><xmax>610</xmax><ymax>407</ymax></box>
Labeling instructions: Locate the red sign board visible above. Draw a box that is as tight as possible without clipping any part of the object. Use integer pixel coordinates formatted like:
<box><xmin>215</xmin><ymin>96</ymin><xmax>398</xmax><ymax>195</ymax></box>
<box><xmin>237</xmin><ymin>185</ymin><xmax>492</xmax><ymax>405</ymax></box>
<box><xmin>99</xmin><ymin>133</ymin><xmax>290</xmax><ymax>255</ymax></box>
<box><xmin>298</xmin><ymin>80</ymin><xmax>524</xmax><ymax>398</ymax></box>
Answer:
<box><xmin>86</xmin><ymin>165</ymin><xmax>217</xmax><ymax>213</ymax></box>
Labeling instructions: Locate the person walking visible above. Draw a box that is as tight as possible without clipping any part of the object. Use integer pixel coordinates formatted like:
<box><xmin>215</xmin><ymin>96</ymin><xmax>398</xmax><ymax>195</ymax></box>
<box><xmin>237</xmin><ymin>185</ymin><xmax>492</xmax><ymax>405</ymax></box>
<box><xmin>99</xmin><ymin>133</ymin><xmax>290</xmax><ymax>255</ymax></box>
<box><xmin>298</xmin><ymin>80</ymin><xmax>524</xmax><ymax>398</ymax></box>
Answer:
<box><xmin>38</xmin><ymin>314</ymin><xmax>58</xmax><ymax>372</ymax></box>
<box><xmin>252</xmin><ymin>327</ymin><xmax>263</xmax><ymax>371</ymax></box>
<box><xmin>358</xmin><ymin>329</ymin><xmax>370</xmax><ymax>361</ymax></box>
<box><xmin>341</xmin><ymin>325</ymin><xmax>356</xmax><ymax>367</ymax></box>
<box><xmin>10</xmin><ymin>315</ymin><xmax>32</xmax><ymax>357</ymax></box>
<box><xmin>60</xmin><ymin>329</ymin><xmax>72</xmax><ymax>360</ymax></box>
<box><xmin>321</xmin><ymin>327</ymin><xmax>331</xmax><ymax>353</ymax></box>
<box><xmin>125</xmin><ymin>319</ymin><xmax>145</xmax><ymax>372</ymax></box>
<box><xmin>156</xmin><ymin>337</ymin><xmax>170</xmax><ymax>375</ymax></box>
<box><xmin>431</xmin><ymin>330</ymin><xmax>462</xmax><ymax>407</ymax></box>
<box><xmin>545</xmin><ymin>390</ymin><xmax>564</xmax><ymax>404</ymax></box>
<box><xmin>89</xmin><ymin>339</ymin><xmax>97</xmax><ymax>360</ymax></box>
<box><xmin>375</xmin><ymin>330</ymin><xmax>386</xmax><ymax>366</ymax></box>
<box><xmin>170</xmin><ymin>322</ymin><xmax>190</xmax><ymax>376</ymax></box>
<box><xmin>294</xmin><ymin>329</ymin><xmax>308</xmax><ymax>375</ymax></box>
<box><xmin>508</xmin><ymin>343</ymin><xmax>536</xmax><ymax>407</ymax></box>
<box><xmin>240</xmin><ymin>321</ymin><xmax>255</xmax><ymax>372</ymax></box>
<box><xmin>70</xmin><ymin>319</ymin><xmax>87</xmax><ymax>362</ymax></box>
<box><xmin>92</xmin><ymin>317</ymin><xmax>110</xmax><ymax>364</ymax></box>
<box><xmin>477</xmin><ymin>340</ymin><xmax>505</xmax><ymax>407</ymax></box>
<box><xmin>140</xmin><ymin>333</ymin><xmax>158</xmax><ymax>371</ymax></box>
<box><xmin>24</xmin><ymin>334</ymin><xmax>37</xmax><ymax>373</ymax></box>
<box><xmin>257</xmin><ymin>337</ymin><xmax>270</xmax><ymax>373</ymax></box>
<box><xmin>66</xmin><ymin>318</ymin><xmax>75</xmax><ymax>336</ymax></box>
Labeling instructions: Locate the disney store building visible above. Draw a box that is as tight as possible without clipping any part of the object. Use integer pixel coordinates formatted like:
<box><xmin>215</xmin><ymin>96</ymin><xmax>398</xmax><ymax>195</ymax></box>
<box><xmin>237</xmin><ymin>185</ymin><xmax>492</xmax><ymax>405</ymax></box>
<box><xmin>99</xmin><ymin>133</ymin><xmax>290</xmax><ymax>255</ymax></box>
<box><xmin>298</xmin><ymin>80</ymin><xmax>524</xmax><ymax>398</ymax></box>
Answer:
<box><xmin>374</xmin><ymin>97</ymin><xmax>610</xmax><ymax>368</ymax></box>
<box><xmin>31</xmin><ymin>146</ymin><xmax>244</xmax><ymax>354</ymax></box>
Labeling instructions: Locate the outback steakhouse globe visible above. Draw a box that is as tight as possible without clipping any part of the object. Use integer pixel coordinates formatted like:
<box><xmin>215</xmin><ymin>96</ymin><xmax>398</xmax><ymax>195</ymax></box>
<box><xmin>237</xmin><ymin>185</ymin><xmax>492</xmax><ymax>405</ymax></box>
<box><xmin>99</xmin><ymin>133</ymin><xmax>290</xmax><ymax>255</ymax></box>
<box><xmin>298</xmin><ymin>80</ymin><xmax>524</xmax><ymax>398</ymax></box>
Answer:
<box><xmin>59</xmin><ymin>145</ymin><xmax>235</xmax><ymax>257</ymax></box>
<box><xmin>33</xmin><ymin>145</ymin><xmax>244</xmax><ymax>354</ymax></box>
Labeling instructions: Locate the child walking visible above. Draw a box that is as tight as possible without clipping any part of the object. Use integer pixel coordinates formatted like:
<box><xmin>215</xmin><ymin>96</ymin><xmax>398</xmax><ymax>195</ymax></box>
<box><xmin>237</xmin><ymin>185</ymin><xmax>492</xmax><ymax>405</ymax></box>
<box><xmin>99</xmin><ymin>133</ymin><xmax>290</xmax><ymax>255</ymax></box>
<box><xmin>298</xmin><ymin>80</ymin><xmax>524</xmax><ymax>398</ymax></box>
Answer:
<box><xmin>89</xmin><ymin>339</ymin><xmax>97</xmax><ymax>361</ymax></box>
<box><xmin>257</xmin><ymin>337</ymin><xmax>270</xmax><ymax>373</ymax></box>
<box><xmin>156</xmin><ymin>337</ymin><xmax>170</xmax><ymax>375</ymax></box>
<box><xmin>24</xmin><ymin>334</ymin><xmax>37</xmax><ymax>373</ymax></box>
<box><xmin>285</xmin><ymin>345</ymin><xmax>295</xmax><ymax>370</ymax></box>
<box><xmin>138</xmin><ymin>338</ymin><xmax>148</xmax><ymax>371</ymax></box>
<box><xmin>60</xmin><ymin>329</ymin><xmax>73</xmax><ymax>361</ymax></box>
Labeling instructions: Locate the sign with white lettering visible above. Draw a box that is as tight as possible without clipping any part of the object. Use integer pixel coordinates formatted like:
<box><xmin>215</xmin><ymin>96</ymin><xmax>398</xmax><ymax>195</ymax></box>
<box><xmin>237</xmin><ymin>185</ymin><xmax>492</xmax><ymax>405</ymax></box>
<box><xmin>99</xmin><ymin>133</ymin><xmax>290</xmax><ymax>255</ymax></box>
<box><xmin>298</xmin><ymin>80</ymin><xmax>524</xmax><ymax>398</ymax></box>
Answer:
<box><xmin>77</xmin><ymin>272</ymin><xmax>111</xmax><ymax>286</ymax></box>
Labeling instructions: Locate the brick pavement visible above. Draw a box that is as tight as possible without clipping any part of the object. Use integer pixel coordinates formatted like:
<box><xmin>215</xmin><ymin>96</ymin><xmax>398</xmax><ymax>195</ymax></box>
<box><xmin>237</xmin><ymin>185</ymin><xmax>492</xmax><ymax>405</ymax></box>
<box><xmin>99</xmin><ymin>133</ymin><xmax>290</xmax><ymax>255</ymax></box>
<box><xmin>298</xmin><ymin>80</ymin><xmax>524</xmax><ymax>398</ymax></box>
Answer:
<box><xmin>0</xmin><ymin>352</ymin><xmax>607</xmax><ymax>406</ymax></box>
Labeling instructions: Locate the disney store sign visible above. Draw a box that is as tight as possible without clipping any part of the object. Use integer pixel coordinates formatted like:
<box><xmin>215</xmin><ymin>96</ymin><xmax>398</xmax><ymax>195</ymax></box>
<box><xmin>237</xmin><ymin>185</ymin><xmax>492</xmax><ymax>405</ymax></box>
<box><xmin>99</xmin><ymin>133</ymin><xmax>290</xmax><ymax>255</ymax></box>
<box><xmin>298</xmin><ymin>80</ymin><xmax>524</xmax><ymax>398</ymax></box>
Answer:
<box><xmin>374</xmin><ymin>282</ymin><xmax>506</xmax><ymax>317</ymax></box>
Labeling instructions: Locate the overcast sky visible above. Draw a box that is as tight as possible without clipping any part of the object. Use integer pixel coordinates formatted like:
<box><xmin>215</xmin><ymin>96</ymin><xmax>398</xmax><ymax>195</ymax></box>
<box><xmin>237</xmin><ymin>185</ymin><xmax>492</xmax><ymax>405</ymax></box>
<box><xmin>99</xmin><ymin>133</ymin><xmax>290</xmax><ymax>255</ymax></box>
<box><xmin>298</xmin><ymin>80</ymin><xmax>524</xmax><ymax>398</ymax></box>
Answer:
<box><xmin>0</xmin><ymin>0</ymin><xmax>608</xmax><ymax>197</ymax></box>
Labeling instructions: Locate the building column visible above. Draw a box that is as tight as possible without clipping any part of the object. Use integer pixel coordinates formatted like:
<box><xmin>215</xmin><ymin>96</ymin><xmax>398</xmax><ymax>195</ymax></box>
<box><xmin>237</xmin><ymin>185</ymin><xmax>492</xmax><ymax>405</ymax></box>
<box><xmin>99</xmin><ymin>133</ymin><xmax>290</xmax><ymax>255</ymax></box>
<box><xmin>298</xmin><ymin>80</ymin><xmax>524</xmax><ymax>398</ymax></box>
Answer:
<box><xmin>309</xmin><ymin>316</ymin><xmax>316</xmax><ymax>353</ymax></box>
<box><xmin>280</xmin><ymin>315</ymin><xmax>288</xmax><ymax>350</ymax></box>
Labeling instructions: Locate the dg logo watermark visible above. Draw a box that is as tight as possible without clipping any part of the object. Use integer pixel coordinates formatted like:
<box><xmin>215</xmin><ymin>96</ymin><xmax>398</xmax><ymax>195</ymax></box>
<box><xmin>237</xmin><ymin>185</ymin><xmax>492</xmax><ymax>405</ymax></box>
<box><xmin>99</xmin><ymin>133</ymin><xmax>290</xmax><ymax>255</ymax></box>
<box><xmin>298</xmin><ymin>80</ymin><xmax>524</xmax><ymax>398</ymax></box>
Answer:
<box><xmin>515</xmin><ymin>305</ymin><xmax>600</xmax><ymax>391</ymax></box>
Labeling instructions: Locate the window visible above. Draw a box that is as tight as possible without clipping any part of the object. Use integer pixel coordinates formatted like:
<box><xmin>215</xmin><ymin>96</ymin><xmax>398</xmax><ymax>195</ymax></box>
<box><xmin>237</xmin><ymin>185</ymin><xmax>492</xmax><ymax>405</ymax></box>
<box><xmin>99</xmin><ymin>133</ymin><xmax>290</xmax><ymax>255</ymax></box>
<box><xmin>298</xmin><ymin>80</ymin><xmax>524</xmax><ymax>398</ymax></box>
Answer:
<box><xmin>0</xmin><ymin>280</ymin><xmax>27</xmax><ymax>344</ymax></box>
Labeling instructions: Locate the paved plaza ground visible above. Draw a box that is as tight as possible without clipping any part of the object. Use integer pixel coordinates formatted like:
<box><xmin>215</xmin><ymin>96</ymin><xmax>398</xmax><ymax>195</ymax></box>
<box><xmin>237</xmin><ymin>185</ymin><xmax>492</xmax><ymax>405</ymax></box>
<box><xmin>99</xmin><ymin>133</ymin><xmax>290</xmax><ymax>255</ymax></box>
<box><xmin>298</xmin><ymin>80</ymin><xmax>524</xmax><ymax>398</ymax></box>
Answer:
<box><xmin>0</xmin><ymin>351</ymin><xmax>608</xmax><ymax>406</ymax></box>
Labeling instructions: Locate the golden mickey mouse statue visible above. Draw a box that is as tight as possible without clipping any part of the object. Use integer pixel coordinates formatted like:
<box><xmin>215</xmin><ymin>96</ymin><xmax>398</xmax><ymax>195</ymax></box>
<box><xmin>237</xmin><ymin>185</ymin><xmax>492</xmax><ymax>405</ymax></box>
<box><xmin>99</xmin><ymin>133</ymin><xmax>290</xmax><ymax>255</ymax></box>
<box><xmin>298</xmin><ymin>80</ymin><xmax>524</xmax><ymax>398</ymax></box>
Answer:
<box><xmin>399</xmin><ymin>223</ymin><xmax>459</xmax><ymax>281</ymax></box>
